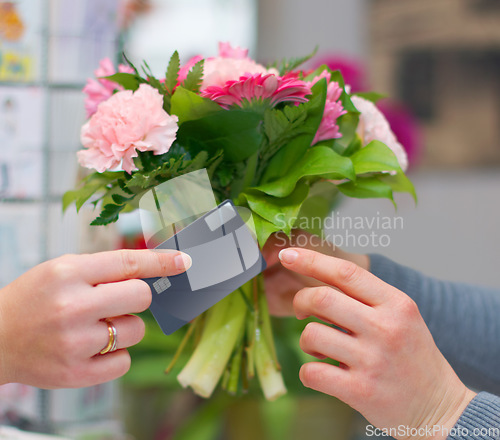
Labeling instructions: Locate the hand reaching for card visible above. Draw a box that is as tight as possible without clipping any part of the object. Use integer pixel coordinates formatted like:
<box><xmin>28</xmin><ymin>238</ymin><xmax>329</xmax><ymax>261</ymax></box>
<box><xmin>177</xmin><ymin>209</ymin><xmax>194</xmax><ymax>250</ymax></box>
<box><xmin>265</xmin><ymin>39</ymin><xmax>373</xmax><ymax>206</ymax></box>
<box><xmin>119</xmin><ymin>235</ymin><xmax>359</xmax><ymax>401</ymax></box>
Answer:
<box><xmin>277</xmin><ymin>246</ymin><xmax>476</xmax><ymax>440</ymax></box>
<box><xmin>0</xmin><ymin>249</ymin><xmax>191</xmax><ymax>389</ymax></box>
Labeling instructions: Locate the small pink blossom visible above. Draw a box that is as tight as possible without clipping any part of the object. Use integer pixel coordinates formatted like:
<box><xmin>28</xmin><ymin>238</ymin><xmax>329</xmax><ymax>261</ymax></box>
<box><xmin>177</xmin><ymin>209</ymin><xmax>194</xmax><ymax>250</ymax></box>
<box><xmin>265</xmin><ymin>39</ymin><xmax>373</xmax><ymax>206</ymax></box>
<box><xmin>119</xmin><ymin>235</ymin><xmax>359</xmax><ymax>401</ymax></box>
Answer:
<box><xmin>83</xmin><ymin>58</ymin><xmax>134</xmax><ymax>118</ymax></box>
<box><xmin>201</xmin><ymin>73</ymin><xmax>311</xmax><ymax>109</ymax></box>
<box><xmin>307</xmin><ymin>71</ymin><xmax>347</xmax><ymax>145</ymax></box>
<box><xmin>78</xmin><ymin>84</ymin><xmax>178</xmax><ymax>174</ymax></box>
<box><xmin>351</xmin><ymin>95</ymin><xmax>408</xmax><ymax>171</ymax></box>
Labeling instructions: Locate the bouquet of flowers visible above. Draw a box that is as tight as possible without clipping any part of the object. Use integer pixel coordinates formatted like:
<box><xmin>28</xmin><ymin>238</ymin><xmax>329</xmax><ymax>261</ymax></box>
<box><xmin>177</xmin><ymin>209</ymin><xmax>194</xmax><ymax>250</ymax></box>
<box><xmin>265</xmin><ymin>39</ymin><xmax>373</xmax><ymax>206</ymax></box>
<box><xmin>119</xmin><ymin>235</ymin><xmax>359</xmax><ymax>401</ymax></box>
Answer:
<box><xmin>64</xmin><ymin>42</ymin><xmax>415</xmax><ymax>401</ymax></box>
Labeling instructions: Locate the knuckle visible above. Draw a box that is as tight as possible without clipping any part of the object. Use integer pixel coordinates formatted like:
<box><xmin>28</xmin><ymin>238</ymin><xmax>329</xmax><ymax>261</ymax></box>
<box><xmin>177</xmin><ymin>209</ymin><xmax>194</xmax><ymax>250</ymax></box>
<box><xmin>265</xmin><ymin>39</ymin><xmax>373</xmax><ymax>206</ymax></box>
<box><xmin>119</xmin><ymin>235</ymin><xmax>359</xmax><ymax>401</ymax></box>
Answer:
<box><xmin>153</xmin><ymin>251</ymin><xmax>172</xmax><ymax>275</ymax></box>
<box><xmin>396</xmin><ymin>295</ymin><xmax>419</xmax><ymax>320</ymax></box>
<box><xmin>118</xmin><ymin>351</ymin><xmax>132</xmax><ymax>376</ymax></box>
<box><xmin>119</xmin><ymin>251</ymin><xmax>141</xmax><ymax>279</ymax></box>
<box><xmin>337</xmin><ymin>260</ymin><xmax>360</xmax><ymax>285</ymax></box>
<box><xmin>133</xmin><ymin>317</ymin><xmax>146</xmax><ymax>342</ymax></box>
<box><xmin>310</xmin><ymin>286</ymin><xmax>334</xmax><ymax>311</ymax></box>
<box><xmin>136</xmin><ymin>281</ymin><xmax>152</xmax><ymax>311</ymax></box>
<box><xmin>351</xmin><ymin>376</ymin><xmax>377</xmax><ymax>404</ymax></box>
<box><xmin>299</xmin><ymin>363</ymin><xmax>316</xmax><ymax>388</ymax></box>
<box><xmin>293</xmin><ymin>288</ymin><xmax>309</xmax><ymax>317</ymax></box>
<box><xmin>47</xmin><ymin>255</ymin><xmax>79</xmax><ymax>283</ymax></box>
<box><xmin>304</xmin><ymin>251</ymin><xmax>318</xmax><ymax>272</ymax></box>
<box><xmin>299</xmin><ymin>322</ymin><xmax>320</xmax><ymax>351</ymax></box>
<box><xmin>299</xmin><ymin>362</ymin><xmax>324</xmax><ymax>390</ymax></box>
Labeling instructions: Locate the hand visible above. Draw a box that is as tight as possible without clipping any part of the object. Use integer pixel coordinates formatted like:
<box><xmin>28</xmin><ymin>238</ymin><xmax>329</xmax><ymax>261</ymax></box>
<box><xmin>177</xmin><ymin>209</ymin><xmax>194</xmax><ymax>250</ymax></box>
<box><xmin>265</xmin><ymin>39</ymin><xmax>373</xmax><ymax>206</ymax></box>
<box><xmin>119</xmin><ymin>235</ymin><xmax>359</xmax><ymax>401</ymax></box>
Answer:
<box><xmin>262</xmin><ymin>230</ymin><xmax>369</xmax><ymax>316</ymax></box>
<box><xmin>279</xmin><ymin>247</ymin><xmax>476</xmax><ymax>440</ymax></box>
<box><xmin>0</xmin><ymin>249</ymin><xmax>191</xmax><ymax>389</ymax></box>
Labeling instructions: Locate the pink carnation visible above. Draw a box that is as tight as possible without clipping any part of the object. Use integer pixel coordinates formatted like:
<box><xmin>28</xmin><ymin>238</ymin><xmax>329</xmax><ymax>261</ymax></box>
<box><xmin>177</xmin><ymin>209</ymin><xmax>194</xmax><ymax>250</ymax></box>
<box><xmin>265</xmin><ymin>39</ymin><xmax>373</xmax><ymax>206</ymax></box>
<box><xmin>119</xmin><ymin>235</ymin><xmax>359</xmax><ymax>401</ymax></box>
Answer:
<box><xmin>78</xmin><ymin>84</ymin><xmax>178</xmax><ymax>174</ymax></box>
<box><xmin>201</xmin><ymin>73</ymin><xmax>311</xmax><ymax>109</ymax></box>
<box><xmin>201</xmin><ymin>42</ymin><xmax>278</xmax><ymax>89</ymax></box>
<box><xmin>218</xmin><ymin>41</ymin><xmax>248</xmax><ymax>59</ymax></box>
<box><xmin>307</xmin><ymin>71</ymin><xmax>347</xmax><ymax>145</ymax></box>
<box><xmin>351</xmin><ymin>95</ymin><xmax>408</xmax><ymax>171</ymax></box>
<box><xmin>83</xmin><ymin>58</ymin><xmax>134</xmax><ymax>118</ymax></box>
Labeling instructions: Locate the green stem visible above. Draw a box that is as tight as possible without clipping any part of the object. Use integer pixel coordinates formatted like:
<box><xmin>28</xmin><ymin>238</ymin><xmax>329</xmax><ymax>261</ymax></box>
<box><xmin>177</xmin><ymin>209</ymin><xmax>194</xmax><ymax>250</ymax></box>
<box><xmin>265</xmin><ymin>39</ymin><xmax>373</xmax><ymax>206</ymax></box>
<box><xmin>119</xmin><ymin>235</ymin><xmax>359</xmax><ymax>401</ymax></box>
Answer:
<box><xmin>254</xmin><ymin>275</ymin><xmax>287</xmax><ymax>400</ymax></box>
<box><xmin>164</xmin><ymin>315</ymin><xmax>200</xmax><ymax>374</ymax></box>
<box><xmin>177</xmin><ymin>291</ymin><xmax>247</xmax><ymax>398</ymax></box>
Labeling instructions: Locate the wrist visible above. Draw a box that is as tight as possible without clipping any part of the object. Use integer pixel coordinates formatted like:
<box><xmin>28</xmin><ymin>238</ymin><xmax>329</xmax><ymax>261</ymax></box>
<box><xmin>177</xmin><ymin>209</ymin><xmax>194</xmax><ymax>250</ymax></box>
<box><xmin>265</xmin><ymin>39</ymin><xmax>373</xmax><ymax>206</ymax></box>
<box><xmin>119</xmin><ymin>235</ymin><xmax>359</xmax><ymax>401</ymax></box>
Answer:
<box><xmin>431</xmin><ymin>388</ymin><xmax>477</xmax><ymax>440</ymax></box>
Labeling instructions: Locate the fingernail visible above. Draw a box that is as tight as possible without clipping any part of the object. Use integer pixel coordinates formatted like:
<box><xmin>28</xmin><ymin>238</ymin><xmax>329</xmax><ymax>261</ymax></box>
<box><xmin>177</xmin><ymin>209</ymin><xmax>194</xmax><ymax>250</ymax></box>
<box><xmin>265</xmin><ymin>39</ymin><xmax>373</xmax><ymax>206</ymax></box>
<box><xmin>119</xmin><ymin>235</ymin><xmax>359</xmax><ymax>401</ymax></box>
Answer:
<box><xmin>279</xmin><ymin>249</ymin><xmax>299</xmax><ymax>264</ymax></box>
<box><xmin>175</xmin><ymin>252</ymin><xmax>192</xmax><ymax>271</ymax></box>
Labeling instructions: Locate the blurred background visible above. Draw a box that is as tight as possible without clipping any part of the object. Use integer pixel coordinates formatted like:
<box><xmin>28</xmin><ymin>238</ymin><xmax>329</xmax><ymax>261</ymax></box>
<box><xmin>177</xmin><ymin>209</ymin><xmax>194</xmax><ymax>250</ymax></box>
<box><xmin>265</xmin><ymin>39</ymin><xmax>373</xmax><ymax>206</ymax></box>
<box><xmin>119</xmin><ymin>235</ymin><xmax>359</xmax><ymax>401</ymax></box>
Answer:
<box><xmin>0</xmin><ymin>0</ymin><xmax>499</xmax><ymax>439</ymax></box>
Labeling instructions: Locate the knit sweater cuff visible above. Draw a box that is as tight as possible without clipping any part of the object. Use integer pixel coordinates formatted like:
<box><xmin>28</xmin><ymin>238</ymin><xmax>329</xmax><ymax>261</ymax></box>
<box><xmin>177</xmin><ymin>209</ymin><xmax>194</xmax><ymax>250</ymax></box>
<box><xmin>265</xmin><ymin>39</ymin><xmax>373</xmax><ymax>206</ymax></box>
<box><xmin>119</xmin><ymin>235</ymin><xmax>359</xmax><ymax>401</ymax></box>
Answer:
<box><xmin>448</xmin><ymin>392</ymin><xmax>500</xmax><ymax>439</ymax></box>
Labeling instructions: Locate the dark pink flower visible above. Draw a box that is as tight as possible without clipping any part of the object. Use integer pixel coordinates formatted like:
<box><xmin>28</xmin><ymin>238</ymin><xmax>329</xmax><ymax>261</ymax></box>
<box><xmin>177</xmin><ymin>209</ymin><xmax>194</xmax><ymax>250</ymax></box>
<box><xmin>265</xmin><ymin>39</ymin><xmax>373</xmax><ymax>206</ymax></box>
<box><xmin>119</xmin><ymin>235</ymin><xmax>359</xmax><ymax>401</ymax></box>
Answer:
<box><xmin>306</xmin><ymin>71</ymin><xmax>347</xmax><ymax>144</ymax></box>
<box><xmin>201</xmin><ymin>73</ymin><xmax>311</xmax><ymax>109</ymax></box>
<box><xmin>83</xmin><ymin>58</ymin><xmax>134</xmax><ymax>118</ymax></box>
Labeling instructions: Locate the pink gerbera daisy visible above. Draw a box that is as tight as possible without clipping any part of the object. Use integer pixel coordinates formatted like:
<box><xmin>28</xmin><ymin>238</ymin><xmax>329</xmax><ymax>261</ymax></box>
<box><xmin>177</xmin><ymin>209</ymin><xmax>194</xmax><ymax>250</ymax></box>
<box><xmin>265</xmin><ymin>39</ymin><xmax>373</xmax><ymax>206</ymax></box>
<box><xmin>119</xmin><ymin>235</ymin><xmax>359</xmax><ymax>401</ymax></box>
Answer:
<box><xmin>201</xmin><ymin>73</ymin><xmax>311</xmax><ymax>109</ymax></box>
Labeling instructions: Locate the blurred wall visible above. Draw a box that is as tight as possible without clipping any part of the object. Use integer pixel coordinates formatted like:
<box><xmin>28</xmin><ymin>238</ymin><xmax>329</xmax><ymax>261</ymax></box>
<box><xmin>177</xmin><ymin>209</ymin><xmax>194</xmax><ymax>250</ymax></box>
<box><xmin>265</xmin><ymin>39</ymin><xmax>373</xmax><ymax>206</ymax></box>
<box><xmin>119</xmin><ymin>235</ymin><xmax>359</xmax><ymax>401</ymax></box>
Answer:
<box><xmin>256</xmin><ymin>0</ymin><xmax>368</xmax><ymax>61</ymax></box>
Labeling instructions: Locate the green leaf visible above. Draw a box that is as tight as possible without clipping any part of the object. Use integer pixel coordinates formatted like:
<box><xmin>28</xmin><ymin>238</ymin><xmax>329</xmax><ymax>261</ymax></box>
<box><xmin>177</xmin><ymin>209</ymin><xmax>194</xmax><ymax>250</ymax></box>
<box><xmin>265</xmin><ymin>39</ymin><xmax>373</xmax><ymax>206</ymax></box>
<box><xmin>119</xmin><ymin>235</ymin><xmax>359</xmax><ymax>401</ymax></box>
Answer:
<box><xmin>176</xmin><ymin>110</ymin><xmax>264</xmax><ymax>162</ymax></box>
<box><xmin>351</xmin><ymin>140</ymin><xmax>401</xmax><ymax>175</ymax></box>
<box><xmin>170</xmin><ymin>86</ymin><xmax>222</xmax><ymax>124</ymax></box>
<box><xmin>380</xmin><ymin>171</ymin><xmax>418</xmax><ymax>203</ymax></box>
<box><xmin>165</xmin><ymin>50</ymin><xmax>180</xmax><ymax>93</ymax></box>
<box><xmin>260</xmin><ymin>79</ymin><xmax>328</xmax><ymax>184</ymax></box>
<box><xmin>242</xmin><ymin>182</ymin><xmax>310</xmax><ymax>235</ymax></box>
<box><xmin>90</xmin><ymin>203</ymin><xmax>126</xmax><ymax>226</ymax></box>
<box><xmin>337</xmin><ymin>177</ymin><xmax>395</xmax><ymax>206</ymax></box>
<box><xmin>277</xmin><ymin>46</ymin><xmax>318</xmax><ymax>76</ymax></box>
<box><xmin>111</xmin><ymin>193</ymin><xmax>135</xmax><ymax>205</ymax></box>
<box><xmin>102</xmin><ymin>72</ymin><xmax>141</xmax><ymax>91</ymax></box>
<box><xmin>353</xmin><ymin>91</ymin><xmax>386</xmax><ymax>103</ymax></box>
<box><xmin>62</xmin><ymin>182</ymin><xmax>103</xmax><ymax>212</ymax></box>
<box><xmin>181</xmin><ymin>59</ymin><xmax>205</xmax><ymax>93</ymax></box>
<box><xmin>330</xmin><ymin>112</ymin><xmax>360</xmax><ymax>154</ymax></box>
<box><xmin>254</xmin><ymin>145</ymin><xmax>355</xmax><ymax>198</ymax></box>
<box><xmin>294</xmin><ymin>181</ymin><xmax>339</xmax><ymax>236</ymax></box>
<box><xmin>252</xmin><ymin>212</ymin><xmax>282</xmax><ymax>247</ymax></box>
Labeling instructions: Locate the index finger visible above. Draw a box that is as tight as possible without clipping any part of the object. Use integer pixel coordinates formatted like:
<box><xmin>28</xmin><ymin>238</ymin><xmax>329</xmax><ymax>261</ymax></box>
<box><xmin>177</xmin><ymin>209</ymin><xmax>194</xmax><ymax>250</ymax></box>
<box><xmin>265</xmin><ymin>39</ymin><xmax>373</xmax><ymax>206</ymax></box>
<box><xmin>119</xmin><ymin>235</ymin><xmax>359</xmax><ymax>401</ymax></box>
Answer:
<box><xmin>80</xmin><ymin>249</ymin><xmax>192</xmax><ymax>285</ymax></box>
<box><xmin>278</xmin><ymin>247</ymin><xmax>391</xmax><ymax>306</ymax></box>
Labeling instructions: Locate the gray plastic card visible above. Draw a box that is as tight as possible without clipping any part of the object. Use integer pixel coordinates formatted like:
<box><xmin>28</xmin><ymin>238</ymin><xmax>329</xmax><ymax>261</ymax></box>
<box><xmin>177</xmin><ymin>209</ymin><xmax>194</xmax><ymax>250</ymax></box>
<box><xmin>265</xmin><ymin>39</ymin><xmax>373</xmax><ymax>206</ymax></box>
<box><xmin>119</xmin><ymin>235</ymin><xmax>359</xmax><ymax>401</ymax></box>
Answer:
<box><xmin>142</xmin><ymin>200</ymin><xmax>266</xmax><ymax>334</ymax></box>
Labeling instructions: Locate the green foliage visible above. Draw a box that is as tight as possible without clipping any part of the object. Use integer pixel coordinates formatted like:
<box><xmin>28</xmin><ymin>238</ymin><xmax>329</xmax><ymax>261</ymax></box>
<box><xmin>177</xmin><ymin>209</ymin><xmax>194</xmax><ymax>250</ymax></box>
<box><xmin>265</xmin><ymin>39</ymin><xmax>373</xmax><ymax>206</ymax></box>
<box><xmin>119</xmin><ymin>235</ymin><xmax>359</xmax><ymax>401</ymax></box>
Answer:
<box><xmin>350</xmin><ymin>140</ymin><xmax>401</xmax><ymax>175</ymax></box>
<box><xmin>260</xmin><ymin>79</ymin><xmax>328</xmax><ymax>184</ymax></box>
<box><xmin>102</xmin><ymin>72</ymin><xmax>144</xmax><ymax>91</ymax></box>
<box><xmin>274</xmin><ymin>46</ymin><xmax>318</xmax><ymax>76</ymax></box>
<box><xmin>254</xmin><ymin>146</ymin><xmax>355</xmax><ymax>198</ymax></box>
<box><xmin>182</xmin><ymin>59</ymin><xmax>205</xmax><ymax>93</ymax></box>
<box><xmin>242</xmin><ymin>182</ymin><xmax>310</xmax><ymax>237</ymax></box>
<box><xmin>165</xmin><ymin>50</ymin><xmax>180</xmax><ymax>93</ymax></box>
<box><xmin>90</xmin><ymin>203</ymin><xmax>126</xmax><ymax>225</ymax></box>
<box><xmin>294</xmin><ymin>181</ymin><xmax>339</xmax><ymax>236</ymax></box>
<box><xmin>176</xmin><ymin>110</ymin><xmax>264</xmax><ymax>162</ymax></box>
<box><xmin>171</xmin><ymin>87</ymin><xmax>222</xmax><ymax>124</ymax></box>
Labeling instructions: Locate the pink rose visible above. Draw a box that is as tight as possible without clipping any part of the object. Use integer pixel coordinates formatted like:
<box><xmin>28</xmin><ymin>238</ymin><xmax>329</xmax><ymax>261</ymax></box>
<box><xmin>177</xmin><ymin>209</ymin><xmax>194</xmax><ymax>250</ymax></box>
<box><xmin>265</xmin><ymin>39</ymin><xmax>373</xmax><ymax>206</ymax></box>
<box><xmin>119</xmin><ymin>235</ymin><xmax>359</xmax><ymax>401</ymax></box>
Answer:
<box><xmin>78</xmin><ymin>84</ymin><xmax>178</xmax><ymax>174</ymax></box>
<box><xmin>83</xmin><ymin>58</ymin><xmax>134</xmax><ymax>118</ymax></box>
<box><xmin>351</xmin><ymin>95</ymin><xmax>408</xmax><ymax>172</ymax></box>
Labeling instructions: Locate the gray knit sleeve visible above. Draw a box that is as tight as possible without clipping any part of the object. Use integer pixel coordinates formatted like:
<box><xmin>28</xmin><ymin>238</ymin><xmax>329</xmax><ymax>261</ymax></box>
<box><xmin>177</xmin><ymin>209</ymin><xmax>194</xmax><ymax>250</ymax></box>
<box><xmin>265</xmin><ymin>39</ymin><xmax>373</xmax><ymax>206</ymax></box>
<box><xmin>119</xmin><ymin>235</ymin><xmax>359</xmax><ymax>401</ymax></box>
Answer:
<box><xmin>369</xmin><ymin>254</ymin><xmax>500</xmax><ymax>394</ymax></box>
<box><xmin>448</xmin><ymin>392</ymin><xmax>500</xmax><ymax>440</ymax></box>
